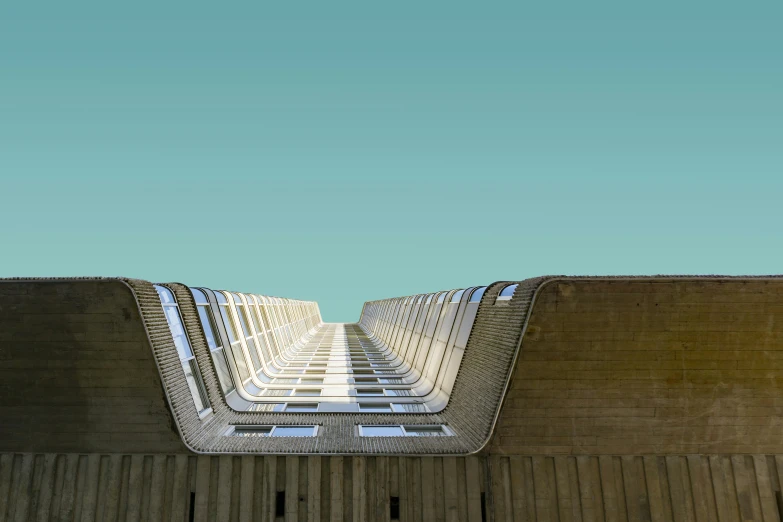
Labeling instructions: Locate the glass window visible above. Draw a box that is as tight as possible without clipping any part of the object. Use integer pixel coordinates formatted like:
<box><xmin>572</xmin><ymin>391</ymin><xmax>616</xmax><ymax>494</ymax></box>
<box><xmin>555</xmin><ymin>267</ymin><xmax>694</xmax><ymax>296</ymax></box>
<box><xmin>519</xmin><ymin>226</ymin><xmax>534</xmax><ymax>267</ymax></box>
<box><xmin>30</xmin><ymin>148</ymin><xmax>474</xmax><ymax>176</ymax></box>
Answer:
<box><xmin>162</xmin><ymin>307</ymin><xmax>192</xmax><ymax>359</ymax></box>
<box><xmin>285</xmin><ymin>403</ymin><xmax>319</xmax><ymax>412</ymax></box>
<box><xmin>236</xmin><ymin>306</ymin><xmax>253</xmax><ymax>336</ymax></box>
<box><xmin>191</xmin><ymin>288</ymin><xmax>209</xmax><ymax>305</ymax></box>
<box><xmin>219</xmin><ymin>306</ymin><xmax>239</xmax><ymax>344</ymax></box>
<box><xmin>469</xmin><ymin>286</ymin><xmax>487</xmax><ymax>303</ymax></box>
<box><xmin>155</xmin><ymin>285</ymin><xmax>210</xmax><ymax>414</ymax></box>
<box><xmin>272</xmin><ymin>426</ymin><xmax>317</xmax><ymax>437</ymax></box>
<box><xmin>496</xmin><ymin>284</ymin><xmax>518</xmax><ymax>301</ymax></box>
<box><xmin>359</xmin><ymin>403</ymin><xmax>393</xmax><ymax>412</ymax></box>
<box><xmin>295</xmin><ymin>389</ymin><xmax>322</xmax><ymax>396</ymax></box>
<box><xmin>403</xmin><ymin>425</ymin><xmax>451</xmax><ymax>437</ymax></box>
<box><xmin>249</xmin><ymin>403</ymin><xmax>285</xmax><ymax>412</ymax></box>
<box><xmin>357</xmin><ymin>389</ymin><xmax>385</xmax><ymax>396</ymax></box>
<box><xmin>211</xmin><ymin>355</ymin><xmax>234</xmax><ymax>393</ymax></box>
<box><xmin>232</xmin><ymin>426</ymin><xmax>272</xmax><ymax>437</ymax></box>
<box><xmin>196</xmin><ymin>305</ymin><xmax>221</xmax><ymax>351</ymax></box>
<box><xmin>360</xmin><ymin>426</ymin><xmax>404</xmax><ymax>437</ymax></box>
<box><xmin>450</xmin><ymin>290</ymin><xmax>465</xmax><ymax>303</ymax></box>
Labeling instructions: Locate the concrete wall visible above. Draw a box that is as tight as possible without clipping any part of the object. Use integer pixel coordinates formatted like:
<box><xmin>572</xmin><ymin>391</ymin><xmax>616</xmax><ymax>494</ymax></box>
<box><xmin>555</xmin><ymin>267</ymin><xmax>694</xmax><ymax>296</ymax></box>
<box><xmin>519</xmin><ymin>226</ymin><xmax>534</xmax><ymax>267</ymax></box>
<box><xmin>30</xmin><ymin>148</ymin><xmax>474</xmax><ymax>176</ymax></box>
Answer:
<box><xmin>3</xmin><ymin>451</ymin><xmax>783</xmax><ymax>522</ymax></box>
<box><xmin>490</xmin><ymin>278</ymin><xmax>783</xmax><ymax>455</ymax></box>
<box><xmin>0</xmin><ymin>279</ymin><xmax>187</xmax><ymax>454</ymax></box>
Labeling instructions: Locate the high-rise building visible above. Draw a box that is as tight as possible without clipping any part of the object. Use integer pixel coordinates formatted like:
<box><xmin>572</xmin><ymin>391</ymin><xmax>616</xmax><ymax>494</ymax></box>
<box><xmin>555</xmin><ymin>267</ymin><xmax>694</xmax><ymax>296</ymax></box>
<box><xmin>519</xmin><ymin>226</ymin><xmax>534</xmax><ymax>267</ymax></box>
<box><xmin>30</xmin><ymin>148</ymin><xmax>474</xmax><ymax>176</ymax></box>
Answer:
<box><xmin>1</xmin><ymin>275</ymin><xmax>782</xmax><ymax>521</ymax></box>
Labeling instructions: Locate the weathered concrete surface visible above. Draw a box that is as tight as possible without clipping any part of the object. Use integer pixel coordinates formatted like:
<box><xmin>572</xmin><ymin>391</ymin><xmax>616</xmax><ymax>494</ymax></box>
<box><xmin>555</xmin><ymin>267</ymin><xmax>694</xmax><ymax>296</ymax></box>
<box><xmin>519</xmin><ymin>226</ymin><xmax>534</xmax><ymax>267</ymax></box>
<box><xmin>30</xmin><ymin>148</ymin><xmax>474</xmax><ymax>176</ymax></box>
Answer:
<box><xmin>0</xmin><ymin>279</ymin><xmax>187</xmax><ymax>454</ymax></box>
<box><xmin>3</xmin><ymin>452</ymin><xmax>782</xmax><ymax>522</ymax></box>
<box><xmin>490</xmin><ymin>278</ymin><xmax>783</xmax><ymax>455</ymax></box>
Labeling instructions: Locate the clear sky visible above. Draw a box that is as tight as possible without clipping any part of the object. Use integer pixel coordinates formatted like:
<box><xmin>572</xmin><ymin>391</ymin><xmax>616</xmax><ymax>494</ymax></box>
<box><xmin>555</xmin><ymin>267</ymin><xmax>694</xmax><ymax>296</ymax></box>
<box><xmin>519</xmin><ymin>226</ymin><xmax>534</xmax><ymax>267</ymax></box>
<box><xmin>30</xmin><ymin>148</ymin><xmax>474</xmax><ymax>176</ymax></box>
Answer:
<box><xmin>1</xmin><ymin>1</ymin><xmax>781</xmax><ymax>322</ymax></box>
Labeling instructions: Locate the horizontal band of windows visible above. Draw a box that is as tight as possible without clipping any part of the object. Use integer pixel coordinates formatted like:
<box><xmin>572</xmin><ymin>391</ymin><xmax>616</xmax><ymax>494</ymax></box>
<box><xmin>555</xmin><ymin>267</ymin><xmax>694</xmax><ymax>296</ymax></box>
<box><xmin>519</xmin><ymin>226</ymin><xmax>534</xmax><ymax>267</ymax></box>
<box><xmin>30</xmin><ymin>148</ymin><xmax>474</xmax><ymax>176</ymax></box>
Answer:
<box><xmin>229</xmin><ymin>425</ymin><xmax>319</xmax><ymax>437</ymax></box>
<box><xmin>357</xmin><ymin>425</ymin><xmax>453</xmax><ymax>437</ymax></box>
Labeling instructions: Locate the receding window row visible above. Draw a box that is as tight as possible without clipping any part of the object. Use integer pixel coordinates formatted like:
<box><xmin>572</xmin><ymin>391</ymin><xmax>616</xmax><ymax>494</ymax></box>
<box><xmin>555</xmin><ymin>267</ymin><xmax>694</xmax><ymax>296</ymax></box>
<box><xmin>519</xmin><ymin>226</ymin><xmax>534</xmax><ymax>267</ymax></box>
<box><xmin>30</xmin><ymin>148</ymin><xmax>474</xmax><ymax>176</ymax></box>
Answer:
<box><xmin>227</xmin><ymin>424</ymin><xmax>452</xmax><ymax>437</ymax></box>
<box><xmin>356</xmin><ymin>285</ymin><xmax>490</xmax><ymax>411</ymax></box>
<box><xmin>358</xmin><ymin>425</ymin><xmax>453</xmax><ymax>437</ymax></box>
<box><xmin>229</xmin><ymin>425</ymin><xmax>319</xmax><ymax>437</ymax></box>
<box><xmin>155</xmin><ymin>284</ymin><xmax>321</xmax><ymax>416</ymax></box>
<box><xmin>157</xmin><ymin>281</ymin><xmax>501</xmax><ymax>415</ymax></box>
<box><xmin>243</xmin><ymin>402</ymin><xmax>418</xmax><ymax>413</ymax></box>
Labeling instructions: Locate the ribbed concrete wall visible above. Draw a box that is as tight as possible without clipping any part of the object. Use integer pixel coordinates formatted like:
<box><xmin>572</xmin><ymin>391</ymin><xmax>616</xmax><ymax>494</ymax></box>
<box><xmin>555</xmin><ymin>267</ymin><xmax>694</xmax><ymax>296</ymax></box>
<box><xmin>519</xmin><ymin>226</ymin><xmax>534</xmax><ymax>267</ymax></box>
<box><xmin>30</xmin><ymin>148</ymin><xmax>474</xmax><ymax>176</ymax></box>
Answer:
<box><xmin>490</xmin><ymin>278</ymin><xmax>783</xmax><ymax>455</ymax></box>
<box><xmin>3</xmin><ymin>452</ymin><xmax>783</xmax><ymax>521</ymax></box>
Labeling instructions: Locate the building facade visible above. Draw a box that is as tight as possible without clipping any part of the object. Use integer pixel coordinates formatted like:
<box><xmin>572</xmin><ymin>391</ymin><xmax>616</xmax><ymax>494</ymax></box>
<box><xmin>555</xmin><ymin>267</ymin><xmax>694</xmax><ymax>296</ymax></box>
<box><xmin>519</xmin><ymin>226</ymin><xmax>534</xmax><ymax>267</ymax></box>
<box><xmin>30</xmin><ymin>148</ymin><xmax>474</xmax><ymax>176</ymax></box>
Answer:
<box><xmin>1</xmin><ymin>276</ymin><xmax>783</xmax><ymax>521</ymax></box>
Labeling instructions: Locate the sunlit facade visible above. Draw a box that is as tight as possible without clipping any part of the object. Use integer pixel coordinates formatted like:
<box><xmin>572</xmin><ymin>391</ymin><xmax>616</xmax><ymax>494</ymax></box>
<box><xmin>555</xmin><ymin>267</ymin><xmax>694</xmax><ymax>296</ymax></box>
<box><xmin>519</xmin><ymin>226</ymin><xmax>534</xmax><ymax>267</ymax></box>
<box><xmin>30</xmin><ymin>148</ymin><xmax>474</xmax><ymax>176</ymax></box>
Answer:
<box><xmin>154</xmin><ymin>283</ymin><xmax>509</xmax><ymax>428</ymax></box>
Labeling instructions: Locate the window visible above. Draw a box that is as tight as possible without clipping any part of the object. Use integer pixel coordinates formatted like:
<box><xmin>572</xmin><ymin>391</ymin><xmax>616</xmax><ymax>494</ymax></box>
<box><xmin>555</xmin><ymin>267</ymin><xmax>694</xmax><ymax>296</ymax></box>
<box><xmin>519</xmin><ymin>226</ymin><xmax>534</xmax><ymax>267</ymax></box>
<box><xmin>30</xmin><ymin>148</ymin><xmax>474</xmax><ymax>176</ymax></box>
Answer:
<box><xmin>192</xmin><ymin>289</ymin><xmax>235</xmax><ymax>395</ymax></box>
<box><xmin>359</xmin><ymin>426</ymin><xmax>404</xmax><ymax>437</ymax></box>
<box><xmin>284</xmin><ymin>403</ymin><xmax>319</xmax><ymax>412</ymax></box>
<box><xmin>155</xmin><ymin>285</ymin><xmax>210</xmax><ymax>415</ymax></box>
<box><xmin>233</xmin><ymin>295</ymin><xmax>262</xmax><ymax>371</ymax></box>
<box><xmin>359</xmin><ymin>403</ymin><xmax>393</xmax><ymax>412</ymax></box>
<box><xmin>247</xmin><ymin>403</ymin><xmax>285</xmax><ymax>412</ymax></box>
<box><xmin>232</xmin><ymin>425</ymin><xmax>272</xmax><ymax>437</ymax></box>
<box><xmin>496</xmin><ymin>284</ymin><xmax>518</xmax><ymax>302</ymax></box>
<box><xmin>469</xmin><ymin>286</ymin><xmax>487</xmax><ymax>303</ymax></box>
<box><xmin>450</xmin><ymin>290</ymin><xmax>465</xmax><ymax>303</ymax></box>
<box><xmin>385</xmin><ymin>389</ymin><xmax>412</xmax><ymax>397</ymax></box>
<box><xmin>403</xmin><ymin>425</ymin><xmax>452</xmax><ymax>437</ymax></box>
<box><xmin>357</xmin><ymin>388</ymin><xmax>385</xmax><ymax>396</ymax></box>
<box><xmin>231</xmin><ymin>425</ymin><xmax>318</xmax><ymax>437</ymax></box>
<box><xmin>358</xmin><ymin>425</ymin><xmax>452</xmax><ymax>437</ymax></box>
<box><xmin>272</xmin><ymin>426</ymin><xmax>318</xmax><ymax>437</ymax></box>
<box><xmin>216</xmin><ymin>292</ymin><xmax>251</xmax><ymax>383</ymax></box>
<box><xmin>295</xmin><ymin>389</ymin><xmax>322</xmax><ymax>396</ymax></box>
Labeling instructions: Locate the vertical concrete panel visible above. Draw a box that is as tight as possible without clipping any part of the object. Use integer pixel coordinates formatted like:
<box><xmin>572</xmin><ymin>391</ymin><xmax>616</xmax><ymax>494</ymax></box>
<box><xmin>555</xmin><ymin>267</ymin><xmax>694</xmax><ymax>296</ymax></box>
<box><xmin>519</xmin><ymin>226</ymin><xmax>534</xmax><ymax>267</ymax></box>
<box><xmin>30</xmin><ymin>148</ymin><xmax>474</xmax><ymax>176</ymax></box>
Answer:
<box><xmin>687</xmin><ymin>456</ymin><xmax>717</xmax><ymax>522</ymax></box>
<box><xmin>285</xmin><ymin>456</ymin><xmax>299</xmax><ymax>522</ymax></box>
<box><xmin>10</xmin><ymin>454</ymin><xmax>33</xmax><ymax>522</ymax></box>
<box><xmin>193</xmin><ymin>455</ymin><xmax>211</xmax><ymax>522</ymax></box>
<box><xmin>752</xmin><ymin>455</ymin><xmax>779</xmax><ymax>522</ymax></box>
<box><xmin>533</xmin><ymin>456</ymin><xmax>559</xmax><ymax>522</ymax></box>
<box><xmin>577</xmin><ymin>456</ymin><xmax>604</xmax><ymax>522</ymax></box>
<box><xmin>34</xmin><ymin>454</ymin><xmax>57</xmax><ymax>522</ymax></box>
<box><xmin>307</xmin><ymin>456</ymin><xmax>321</xmax><ymax>522</ymax></box>
<box><xmin>352</xmin><ymin>457</ymin><xmax>366</xmax><ymax>522</ymax></box>
<box><xmin>421</xmin><ymin>457</ymin><xmax>436</xmax><ymax>522</ymax></box>
<box><xmin>376</xmin><ymin>456</ymin><xmax>390</xmax><ymax>522</ymax></box>
<box><xmin>169</xmin><ymin>455</ymin><xmax>189</xmax><ymax>522</ymax></box>
<box><xmin>329</xmin><ymin>456</ymin><xmax>343</xmax><ymax>522</ymax></box>
<box><xmin>443</xmin><ymin>457</ymin><xmax>460</xmax><ymax>522</ymax></box>
<box><xmin>465</xmin><ymin>456</ymin><xmax>483</xmax><ymax>522</ymax></box>
<box><xmin>665</xmin><ymin>456</ymin><xmax>695</xmax><ymax>522</ymax></box>
<box><xmin>238</xmin><ymin>456</ymin><xmax>255</xmax><ymax>522</ymax></box>
<box><xmin>643</xmin><ymin>456</ymin><xmax>670</xmax><ymax>522</ymax></box>
<box><xmin>600</xmin><ymin>455</ymin><xmax>627</xmax><ymax>522</ymax></box>
<box><xmin>58</xmin><ymin>454</ymin><xmax>80</xmax><ymax>522</ymax></box>
<box><xmin>732</xmin><ymin>455</ymin><xmax>762</xmax><ymax>522</ymax></box>
<box><xmin>621</xmin><ymin>456</ymin><xmax>650</xmax><ymax>522</ymax></box>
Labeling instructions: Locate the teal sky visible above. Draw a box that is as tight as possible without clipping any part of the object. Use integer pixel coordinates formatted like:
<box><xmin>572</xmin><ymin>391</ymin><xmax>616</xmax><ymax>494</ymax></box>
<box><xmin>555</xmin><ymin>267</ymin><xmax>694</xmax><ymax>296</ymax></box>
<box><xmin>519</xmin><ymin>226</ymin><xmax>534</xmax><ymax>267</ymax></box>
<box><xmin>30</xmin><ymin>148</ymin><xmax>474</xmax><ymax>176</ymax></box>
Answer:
<box><xmin>1</xmin><ymin>1</ymin><xmax>781</xmax><ymax>322</ymax></box>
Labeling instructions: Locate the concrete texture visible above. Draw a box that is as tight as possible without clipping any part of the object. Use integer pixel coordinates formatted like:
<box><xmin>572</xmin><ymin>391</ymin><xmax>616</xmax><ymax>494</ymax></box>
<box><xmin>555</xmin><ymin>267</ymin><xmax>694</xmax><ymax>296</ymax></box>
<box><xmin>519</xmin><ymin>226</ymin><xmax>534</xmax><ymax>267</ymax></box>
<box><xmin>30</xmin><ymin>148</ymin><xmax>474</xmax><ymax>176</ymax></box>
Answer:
<box><xmin>0</xmin><ymin>279</ymin><xmax>186</xmax><ymax>454</ymax></box>
<box><xmin>490</xmin><ymin>278</ymin><xmax>783</xmax><ymax>455</ymax></box>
